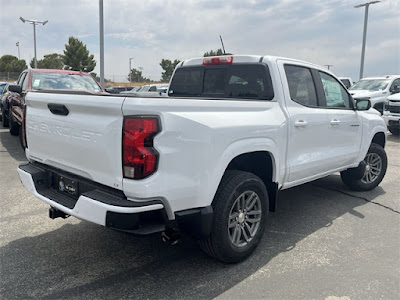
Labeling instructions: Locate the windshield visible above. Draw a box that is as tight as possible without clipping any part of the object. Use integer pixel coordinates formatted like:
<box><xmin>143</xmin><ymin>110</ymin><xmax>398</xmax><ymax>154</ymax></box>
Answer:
<box><xmin>350</xmin><ymin>79</ymin><xmax>390</xmax><ymax>91</ymax></box>
<box><xmin>31</xmin><ymin>72</ymin><xmax>101</xmax><ymax>92</ymax></box>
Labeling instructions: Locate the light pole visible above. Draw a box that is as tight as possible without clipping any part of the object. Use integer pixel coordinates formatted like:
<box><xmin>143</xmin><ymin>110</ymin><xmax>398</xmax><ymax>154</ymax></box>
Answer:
<box><xmin>20</xmin><ymin>17</ymin><xmax>48</xmax><ymax>68</ymax></box>
<box><xmin>354</xmin><ymin>1</ymin><xmax>380</xmax><ymax>80</ymax></box>
<box><xmin>325</xmin><ymin>64</ymin><xmax>333</xmax><ymax>70</ymax></box>
<box><xmin>138</xmin><ymin>67</ymin><xmax>143</xmax><ymax>82</ymax></box>
<box><xmin>129</xmin><ymin>57</ymin><xmax>134</xmax><ymax>83</ymax></box>
<box><xmin>16</xmin><ymin>42</ymin><xmax>20</xmax><ymax>59</ymax></box>
<box><xmin>99</xmin><ymin>0</ymin><xmax>104</xmax><ymax>89</ymax></box>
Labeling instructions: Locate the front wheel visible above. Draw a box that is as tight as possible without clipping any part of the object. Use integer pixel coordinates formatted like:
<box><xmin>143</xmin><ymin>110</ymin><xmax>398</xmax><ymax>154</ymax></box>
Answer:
<box><xmin>199</xmin><ymin>170</ymin><xmax>269</xmax><ymax>263</ymax></box>
<box><xmin>341</xmin><ymin>143</ymin><xmax>387</xmax><ymax>191</ymax></box>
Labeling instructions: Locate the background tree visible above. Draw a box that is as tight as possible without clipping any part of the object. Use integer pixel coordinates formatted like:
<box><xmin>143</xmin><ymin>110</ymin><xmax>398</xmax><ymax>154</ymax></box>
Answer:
<box><xmin>127</xmin><ymin>68</ymin><xmax>152</xmax><ymax>83</ymax></box>
<box><xmin>160</xmin><ymin>59</ymin><xmax>181</xmax><ymax>82</ymax></box>
<box><xmin>203</xmin><ymin>49</ymin><xmax>224</xmax><ymax>57</ymax></box>
<box><xmin>0</xmin><ymin>55</ymin><xmax>27</xmax><ymax>73</ymax></box>
<box><xmin>30</xmin><ymin>53</ymin><xmax>64</xmax><ymax>69</ymax></box>
<box><xmin>63</xmin><ymin>37</ymin><xmax>96</xmax><ymax>72</ymax></box>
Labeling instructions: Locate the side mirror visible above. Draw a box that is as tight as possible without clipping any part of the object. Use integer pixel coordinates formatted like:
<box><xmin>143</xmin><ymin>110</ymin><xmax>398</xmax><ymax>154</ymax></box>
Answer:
<box><xmin>8</xmin><ymin>84</ymin><xmax>22</xmax><ymax>94</ymax></box>
<box><xmin>355</xmin><ymin>99</ymin><xmax>371</xmax><ymax>111</ymax></box>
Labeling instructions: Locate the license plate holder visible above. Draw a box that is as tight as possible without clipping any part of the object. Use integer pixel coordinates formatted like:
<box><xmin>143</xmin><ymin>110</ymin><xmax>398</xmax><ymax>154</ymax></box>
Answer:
<box><xmin>57</xmin><ymin>175</ymin><xmax>79</xmax><ymax>198</ymax></box>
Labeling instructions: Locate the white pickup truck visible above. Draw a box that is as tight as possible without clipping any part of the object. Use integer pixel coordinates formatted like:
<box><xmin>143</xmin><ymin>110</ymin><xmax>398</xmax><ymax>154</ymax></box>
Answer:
<box><xmin>349</xmin><ymin>75</ymin><xmax>400</xmax><ymax>114</ymax></box>
<box><xmin>383</xmin><ymin>93</ymin><xmax>400</xmax><ymax>136</ymax></box>
<box><xmin>18</xmin><ymin>55</ymin><xmax>388</xmax><ymax>263</ymax></box>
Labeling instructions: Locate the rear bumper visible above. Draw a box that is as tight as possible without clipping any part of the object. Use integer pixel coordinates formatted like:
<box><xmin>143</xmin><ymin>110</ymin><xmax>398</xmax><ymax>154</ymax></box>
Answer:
<box><xmin>18</xmin><ymin>162</ymin><xmax>168</xmax><ymax>234</ymax></box>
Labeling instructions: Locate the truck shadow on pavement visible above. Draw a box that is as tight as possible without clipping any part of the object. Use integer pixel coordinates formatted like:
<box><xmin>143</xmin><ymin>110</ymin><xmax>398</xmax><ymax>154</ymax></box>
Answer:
<box><xmin>0</xmin><ymin>175</ymin><xmax>385</xmax><ymax>299</ymax></box>
<box><xmin>0</xmin><ymin>129</ymin><xmax>27</xmax><ymax>162</ymax></box>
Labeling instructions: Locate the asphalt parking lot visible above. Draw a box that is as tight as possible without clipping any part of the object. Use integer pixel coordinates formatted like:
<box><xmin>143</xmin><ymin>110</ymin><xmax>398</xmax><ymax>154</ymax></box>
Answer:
<box><xmin>1</xmin><ymin>127</ymin><xmax>399</xmax><ymax>300</ymax></box>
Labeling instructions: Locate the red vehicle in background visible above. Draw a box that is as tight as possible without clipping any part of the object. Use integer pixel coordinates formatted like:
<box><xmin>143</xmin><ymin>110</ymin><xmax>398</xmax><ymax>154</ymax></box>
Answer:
<box><xmin>7</xmin><ymin>69</ymin><xmax>104</xmax><ymax>147</ymax></box>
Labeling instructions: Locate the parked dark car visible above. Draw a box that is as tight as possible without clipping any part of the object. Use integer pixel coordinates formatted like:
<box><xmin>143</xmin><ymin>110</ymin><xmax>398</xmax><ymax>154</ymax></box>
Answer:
<box><xmin>0</xmin><ymin>83</ymin><xmax>10</xmax><ymax>126</ymax></box>
<box><xmin>7</xmin><ymin>69</ymin><xmax>104</xmax><ymax>147</ymax></box>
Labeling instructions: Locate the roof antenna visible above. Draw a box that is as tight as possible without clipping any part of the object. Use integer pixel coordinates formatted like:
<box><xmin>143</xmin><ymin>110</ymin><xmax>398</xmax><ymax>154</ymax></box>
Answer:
<box><xmin>220</xmin><ymin>35</ymin><xmax>226</xmax><ymax>54</ymax></box>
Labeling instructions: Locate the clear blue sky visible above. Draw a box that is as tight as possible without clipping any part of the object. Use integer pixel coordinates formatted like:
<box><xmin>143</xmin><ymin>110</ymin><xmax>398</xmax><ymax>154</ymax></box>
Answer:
<box><xmin>0</xmin><ymin>0</ymin><xmax>398</xmax><ymax>81</ymax></box>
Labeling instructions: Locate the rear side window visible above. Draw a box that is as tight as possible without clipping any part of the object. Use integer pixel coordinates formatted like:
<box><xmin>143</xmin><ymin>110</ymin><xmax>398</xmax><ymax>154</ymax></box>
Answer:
<box><xmin>284</xmin><ymin>65</ymin><xmax>317</xmax><ymax>106</ymax></box>
<box><xmin>169</xmin><ymin>64</ymin><xmax>274</xmax><ymax>100</ymax></box>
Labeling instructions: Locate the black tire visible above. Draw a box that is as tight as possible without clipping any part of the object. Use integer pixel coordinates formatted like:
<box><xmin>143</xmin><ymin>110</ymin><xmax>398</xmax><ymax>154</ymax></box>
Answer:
<box><xmin>1</xmin><ymin>106</ymin><xmax>8</xmax><ymax>127</ymax></box>
<box><xmin>341</xmin><ymin>143</ymin><xmax>387</xmax><ymax>191</ymax></box>
<box><xmin>388</xmin><ymin>127</ymin><xmax>400</xmax><ymax>136</ymax></box>
<box><xmin>199</xmin><ymin>170</ymin><xmax>269</xmax><ymax>263</ymax></box>
<box><xmin>9</xmin><ymin>110</ymin><xmax>19</xmax><ymax>136</ymax></box>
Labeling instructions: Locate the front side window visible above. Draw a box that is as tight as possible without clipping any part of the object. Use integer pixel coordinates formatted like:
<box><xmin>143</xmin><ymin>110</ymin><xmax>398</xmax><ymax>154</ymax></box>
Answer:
<box><xmin>284</xmin><ymin>65</ymin><xmax>317</xmax><ymax>106</ymax></box>
<box><xmin>319</xmin><ymin>72</ymin><xmax>351</xmax><ymax>108</ymax></box>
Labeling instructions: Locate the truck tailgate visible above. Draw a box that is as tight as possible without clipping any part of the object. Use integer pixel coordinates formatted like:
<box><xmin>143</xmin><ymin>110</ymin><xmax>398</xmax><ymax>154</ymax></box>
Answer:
<box><xmin>25</xmin><ymin>92</ymin><xmax>125</xmax><ymax>190</ymax></box>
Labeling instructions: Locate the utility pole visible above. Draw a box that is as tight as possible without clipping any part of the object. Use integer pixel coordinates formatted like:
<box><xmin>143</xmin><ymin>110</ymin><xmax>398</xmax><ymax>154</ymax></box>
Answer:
<box><xmin>16</xmin><ymin>42</ymin><xmax>20</xmax><ymax>59</ymax></box>
<box><xmin>325</xmin><ymin>64</ymin><xmax>333</xmax><ymax>70</ymax></box>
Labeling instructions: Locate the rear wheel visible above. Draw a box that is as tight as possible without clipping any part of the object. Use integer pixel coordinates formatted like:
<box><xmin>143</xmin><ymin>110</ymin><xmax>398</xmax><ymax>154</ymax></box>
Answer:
<box><xmin>341</xmin><ymin>143</ymin><xmax>387</xmax><ymax>191</ymax></box>
<box><xmin>8</xmin><ymin>110</ymin><xmax>19</xmax><ymax>136</ymax></box>
<box><xmin>199</xmin><ymin>170</ymin><xmax>269</xmax><ymax>263</ymax></box>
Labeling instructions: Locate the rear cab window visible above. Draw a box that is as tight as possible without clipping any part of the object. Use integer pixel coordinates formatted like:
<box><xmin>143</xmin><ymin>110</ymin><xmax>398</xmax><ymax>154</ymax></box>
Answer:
<box><xmin>168</xmin><ymin>64</ymin><xmax>274</xmax><ymax>100</ymax></box>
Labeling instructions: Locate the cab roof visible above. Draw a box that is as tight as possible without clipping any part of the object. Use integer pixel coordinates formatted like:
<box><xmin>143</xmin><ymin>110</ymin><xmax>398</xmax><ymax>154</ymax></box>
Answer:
<box><xmin>179</xmin><ymin>54</ymin><xmax>328</xmax><ymax>72</ymax></box>
<box><xmin>27</xmin><ymin>69</ymin><xmax>91</xmax><ymax>75</ymax></box>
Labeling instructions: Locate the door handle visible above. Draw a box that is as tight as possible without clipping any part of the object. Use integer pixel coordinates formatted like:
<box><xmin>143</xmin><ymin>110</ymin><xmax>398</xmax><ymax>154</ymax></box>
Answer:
<box><xmin>330</xmin><ymin>119</ymin><xmax>341</xmax><ymax>126</ymax></box>
<box><xmin>294</xmin><ymin>120</ymin><xmax>308</xmax><ymax>127</ymax></box>
<box><xmin>48</xmin><ymin>103</ymin><xmax>69</xmax><ymax>116</ymax></box>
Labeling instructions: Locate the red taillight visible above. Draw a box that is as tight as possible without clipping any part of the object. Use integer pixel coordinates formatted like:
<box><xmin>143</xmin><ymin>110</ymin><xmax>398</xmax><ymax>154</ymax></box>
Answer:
<box><xmin>122</xmin><ymin>117</ymin><xmax>160</xmax><ymax>179</ymax></box>
<box><xmin>202</xmin><ymin>56</ymin><xmax>233</xmax><ymax>65</ymax></box>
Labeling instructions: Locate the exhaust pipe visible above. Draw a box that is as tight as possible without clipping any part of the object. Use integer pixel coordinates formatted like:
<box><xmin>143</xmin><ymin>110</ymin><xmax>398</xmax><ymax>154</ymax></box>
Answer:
<box><xmin>49</xmin><ymin>207</ymin><xmax>69</xmax><ymax>219</ymax></box>
<box><xmin>161</xmin><ymin>228</ymin><xmax>180</xmax><ymax>245</ymax></box>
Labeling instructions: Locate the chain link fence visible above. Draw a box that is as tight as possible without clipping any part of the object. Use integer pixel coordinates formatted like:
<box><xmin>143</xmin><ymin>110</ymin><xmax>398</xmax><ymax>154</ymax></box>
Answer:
<box><xmin>0</xmin><ymin>72</ymin><xmax>21</xmax><ymax>82</ymax></box>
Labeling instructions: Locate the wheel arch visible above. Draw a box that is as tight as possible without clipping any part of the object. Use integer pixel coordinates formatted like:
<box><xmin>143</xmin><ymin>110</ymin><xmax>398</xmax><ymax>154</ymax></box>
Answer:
<box><xmin>225</xmin><ymin>151</ymin><xmax>278</xmax><ymax>212</ymax></box>
<box><xmin>372</xmin><ymin>131</ymin><xmax>385</xmax><ymax>148</ymax></box>
<box><xmin>210</xmin><ymin>139</ymin><xmax>280</xmax><ymax>212</ymax></box>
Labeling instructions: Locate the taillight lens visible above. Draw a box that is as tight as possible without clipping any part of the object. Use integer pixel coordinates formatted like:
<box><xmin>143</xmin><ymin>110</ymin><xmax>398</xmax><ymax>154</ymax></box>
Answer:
<box><xmin>123</xmin><ymin>117</ymin><xmax>160</xmax><ymax>179</ymax></box>
<box><xmin>203</xmin><ymin>56</ymin><xmax>233</xmax><ymax>65</ymax></box>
